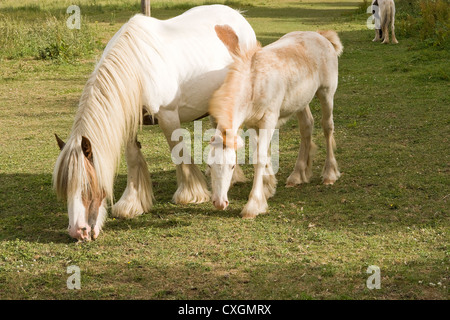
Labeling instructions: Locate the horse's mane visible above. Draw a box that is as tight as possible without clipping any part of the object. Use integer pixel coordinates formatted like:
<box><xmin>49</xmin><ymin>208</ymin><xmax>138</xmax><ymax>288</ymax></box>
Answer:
<box><xmin>53</xmin><ymin>15</ymin><xmax>158</xmax><ymax>202</ymax></box>
<box><xmin>208</xmin><ymin>43</ymin><xmax>261</xmax><ymax>149</ymax></box>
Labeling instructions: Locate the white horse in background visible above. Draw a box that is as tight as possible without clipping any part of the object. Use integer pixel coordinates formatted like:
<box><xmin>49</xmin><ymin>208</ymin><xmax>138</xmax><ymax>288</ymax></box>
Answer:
<box><xmin>372</xmin><ymin>0</ymin><xmax>398</xmax><ymax>44</ymax></box>
<box><xmin>207</xmin><ymin>25</ymin><xmax>342</xmax><ymax>218</ymax></box>
<box><xmin>53</xmin><ymin>5</ymin><xmax>257</xmax><ymax>241</ymax></box>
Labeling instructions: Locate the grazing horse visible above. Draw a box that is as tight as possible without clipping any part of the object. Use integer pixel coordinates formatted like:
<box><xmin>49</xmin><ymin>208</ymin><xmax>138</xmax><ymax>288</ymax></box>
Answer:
<box><xmin>372</xmin><ymin>0</ymin><xmax>398</xmax><ymax>44</ymax></box>
<box><xmin>53</xmin><ymin>5</ymin><xmax>257</xmax><ymax>241</ymax></box>
<box><xmin>207</xmin><ymin>25</ymin><xmax>343</xmax><ymax>218</ymax></box>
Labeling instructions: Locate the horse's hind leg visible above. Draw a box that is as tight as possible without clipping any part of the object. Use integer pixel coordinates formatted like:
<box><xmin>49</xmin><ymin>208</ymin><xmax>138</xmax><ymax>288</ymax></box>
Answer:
<box><xmin>391</xmin><ymin>15</ymin><xmax>398</xmax><ymax>44</ymax></box>
<box><xmin>317</xmin><ymin>89</ymin><xmax>340</xmax><ymax>185</ymax></box>
<box><xmin>286</xmin><ymin>105</ymin><xmax>317</xmax><ymax>187</ymax></box>
<box><xmin>381</xmin><ymin>15</ymin><xmax>390</xmax><ymax>44</ymax></box>
<box><xmin>381</xmin><ymin>24</ymin><xmax>390</xmax><ymax>44</ymax></box>
<box><xmin>112</xmin><ymin>138</ymin><xmax>154</xmax><ymax>219</ymax></box>
<box><xmin>158</xmin><ymin>111</ymin><xmax>210</xmax><ymax>204</ymax></box>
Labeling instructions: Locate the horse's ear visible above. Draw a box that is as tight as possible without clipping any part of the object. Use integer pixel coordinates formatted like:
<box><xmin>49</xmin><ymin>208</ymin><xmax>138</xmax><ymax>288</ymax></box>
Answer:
<box><xmin>55</xmin><ymin>134</ymin><xmax>65</xmax><ymax>151</ymax></box>
<box><xmin>81</xmin><ymin>136</ymin><xmax>93</xmax><ymax>162</ymax></box>
<box><xmin>215</xmin><ymin>24</ymin><xmax>240</xmax><ymax>56</ymax></box>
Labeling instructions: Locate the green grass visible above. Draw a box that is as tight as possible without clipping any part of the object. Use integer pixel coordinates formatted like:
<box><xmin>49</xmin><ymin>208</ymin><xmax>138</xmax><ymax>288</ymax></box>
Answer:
<box><xmin>0</xmin><ymin>0</ymin><xmax>449</xmax><ymax>299</ymax></box>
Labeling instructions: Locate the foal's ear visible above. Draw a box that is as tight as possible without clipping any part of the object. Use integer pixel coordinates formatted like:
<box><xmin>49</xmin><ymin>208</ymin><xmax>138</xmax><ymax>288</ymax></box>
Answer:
<box><xmin>81</xmin><ymin>136</ymin><xmax>93</xmax><ymax>162</ymax></box>
<box><xmin>55</xmin><ymin>134</ymin><xmax>66</xmax><ymax>151</ymax></box>
<box><xmin>215</xmin><ymin>24</ymin><xmax>240</xmax><ymax>56</ymax></box>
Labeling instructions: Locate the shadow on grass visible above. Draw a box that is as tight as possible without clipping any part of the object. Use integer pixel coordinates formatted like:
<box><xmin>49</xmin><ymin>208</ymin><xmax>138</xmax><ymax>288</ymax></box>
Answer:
<box><xmin>0</xmin><ymin>160</ymin><xmax>345</xmax><ymax>244</ymax></box>
<box><xmin>0</xmin><ymin>169</ymin><xmax>245</xmax><ymax>244</ymax></box>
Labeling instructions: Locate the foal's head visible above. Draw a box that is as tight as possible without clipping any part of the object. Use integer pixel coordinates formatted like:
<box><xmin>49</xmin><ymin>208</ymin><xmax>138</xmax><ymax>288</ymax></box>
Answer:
<box><xmin>54</xmin><ymin>135</ymin><xmax>106</xmax><ymax>241</ymax></box>
<box><xmin>207</xmin><ymin>130</ymin><xmax>244</xmax><ymax>210</ymax></box>
<box><xmin>207</xmin><ymin>25</ymin><xmax>253</xmax><ymax>210</ymax></box>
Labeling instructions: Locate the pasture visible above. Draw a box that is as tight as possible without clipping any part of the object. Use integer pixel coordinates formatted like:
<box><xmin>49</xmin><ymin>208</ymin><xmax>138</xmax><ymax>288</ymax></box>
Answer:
<box><xmin>0</xmin><ymin>0</ymin><xmax>448</xmax><ymax>299</ymax></box>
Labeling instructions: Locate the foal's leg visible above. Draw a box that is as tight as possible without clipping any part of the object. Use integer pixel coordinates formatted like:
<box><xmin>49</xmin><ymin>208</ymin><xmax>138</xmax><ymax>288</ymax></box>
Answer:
<box><xmin>158</xmin><ymin>111</ymin><xmax>210</xmax><ymax>204</ymax></box>
<box><xmin>263</xmin><ymin>156</ymin><xmax>277</xmax><ymax>199</ymax></box>
<box><xmin>317</xmin><ymin>89</ymin><xmax>340</xmax><ymax>185</ymax></box>
<box><xmin>258</xmin><ymin>128</ymin><xmax>277</xmax><ymax>199</ymax></box>
<box><xmin>112</xmin><ymin>138</ymin><xmax>153</xmax><ymax>219</ymax></box>
<box><xmin>286</xmin><ymin>106</ymin><xmax>317</xmax><ymax>187</ymax></box>
<box><xmin>241</xmin><ymin>123</ymin><xmax>276</xmax><ymax>219</ymax></box>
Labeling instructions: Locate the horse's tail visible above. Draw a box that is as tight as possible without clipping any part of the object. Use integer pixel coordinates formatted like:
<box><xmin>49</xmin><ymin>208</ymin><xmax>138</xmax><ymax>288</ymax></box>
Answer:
<box><xmin>317</xmin><ymin>30</ymin><xmax>343</xmax><ymax>57</ymax></box>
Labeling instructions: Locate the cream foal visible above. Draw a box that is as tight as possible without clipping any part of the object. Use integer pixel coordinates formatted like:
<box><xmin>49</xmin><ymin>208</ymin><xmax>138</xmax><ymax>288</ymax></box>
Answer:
<box><xmin>207</xmin><ymin>26</ymin><xmax>343</xmax><ymax>218</ymax></box>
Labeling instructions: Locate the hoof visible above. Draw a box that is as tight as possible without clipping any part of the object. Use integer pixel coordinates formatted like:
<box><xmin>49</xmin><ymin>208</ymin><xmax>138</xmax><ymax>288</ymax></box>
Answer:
<box><xmin>242</xmin><ymin>213</ymin><xmax>257</xmax><ymax>219</ymax></box>
<box><xmin>112</xmin><ymin>200</ymin><xmax>145</xmax><ymax>219</ymax></box>
<box><xmin>323</xmin><ymin>179</ymin><xmax>335</xmax><ymax>185</ymax></box>
<box><xmin>241</xmin><ymin>198</ymin><xmax>267</xmax><ymax>218</ymax></box>
<box><xmin>285</xmin><ymin>182</ymin><xmax>297</xmax><ymax>188</ymax></box>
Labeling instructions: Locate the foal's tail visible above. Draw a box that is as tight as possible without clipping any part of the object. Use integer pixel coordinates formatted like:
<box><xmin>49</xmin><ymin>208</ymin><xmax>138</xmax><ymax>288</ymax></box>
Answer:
<box><xmin>317</xmin><ymin>30</ymin><xmax>343</xmax><ymax>57</ymax></box>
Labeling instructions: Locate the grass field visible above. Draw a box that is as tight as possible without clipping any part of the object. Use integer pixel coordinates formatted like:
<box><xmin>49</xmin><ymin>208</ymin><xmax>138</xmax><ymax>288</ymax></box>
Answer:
<box><xmin>0</xmin><ymin>0</ymin><xmax>449</xmax><ymax>299</ymax></box>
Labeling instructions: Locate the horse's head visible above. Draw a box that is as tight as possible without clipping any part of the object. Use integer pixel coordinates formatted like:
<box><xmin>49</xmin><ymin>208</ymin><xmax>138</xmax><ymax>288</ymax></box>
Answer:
<box><xmin>207</xmin><ymin>131</ymin><xmax>243</xmax><ymax>210</ymax></box>
<box><xmin>54</xmin><ymin>134</ymin><xmax>106</xmax><ymax>241</ymax></box>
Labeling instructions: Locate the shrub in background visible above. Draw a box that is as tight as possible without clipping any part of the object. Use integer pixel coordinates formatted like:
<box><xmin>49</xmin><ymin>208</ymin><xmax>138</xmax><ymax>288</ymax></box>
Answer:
<box><xmin>0</xmin><ymin>14</ymin><xmax>101</xmax><ymax>62</ymax></box>
<box><xmin>396</xmin><ymin>0</ymin><xmax>449</xmax><ymax>48</ymax></box>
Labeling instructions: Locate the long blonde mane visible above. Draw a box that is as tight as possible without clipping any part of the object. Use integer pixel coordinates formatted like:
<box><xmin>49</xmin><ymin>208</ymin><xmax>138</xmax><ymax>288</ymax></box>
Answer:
<box><xmin>53</xmin><ymin>15</ymin><xmax>158</xmax><ymax>203</ymax></box>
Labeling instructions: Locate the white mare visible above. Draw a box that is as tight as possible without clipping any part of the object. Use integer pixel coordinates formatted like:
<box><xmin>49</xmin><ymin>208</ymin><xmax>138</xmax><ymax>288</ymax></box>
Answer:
<box><xmin>53</xmin><ymin>5</ymin><xmax>256</xmax><ymax>240</ymax></box>
<box><xmin>207</xmin><ymin>26</ymin><xmax>343</xmax><ymax>218</ymax></box>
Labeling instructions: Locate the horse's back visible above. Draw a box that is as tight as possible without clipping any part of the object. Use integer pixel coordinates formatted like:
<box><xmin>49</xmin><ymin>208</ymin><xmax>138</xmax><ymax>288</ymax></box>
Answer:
<box><xmin>249</xmin><ymin>31</ymin><xmax>340</xmax><ymax>120</ymax></box>
<box><xmin>252</xmin><ymin>31</ymin><xmax>338</xmax><ymax>86</ymax></box>
<box><xmin>129</xmin><ymin>5</ymin><xmax>255</xmax><ymax>48</ymax></box>
<box><xmin>168</xmin><ymin>5</ymin><xmax>251</xmax><ymax>29</ymax></box>
<box><xmin>128</xmin><ymin>5</ymin><xmax>256</xmax><ymax>118</ymax></box>
<box><xmin>172</xmin><ymin>5</ymin><xmax>256</xmax><ymax>50</ymax></box>
<box><xmin>275</xmin><ymin>31</ymin><xmax>340</xmax><ymax>60</ymax></box>
<box><xmin>94</xmin><ymin>5</ymin><xmax>256</xmax><ymax>120</ymax></box>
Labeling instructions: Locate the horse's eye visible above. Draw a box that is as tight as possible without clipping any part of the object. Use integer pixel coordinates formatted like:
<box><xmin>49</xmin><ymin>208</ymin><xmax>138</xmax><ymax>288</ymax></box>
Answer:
<box><xmin>208</xmin><ymin>164</ymin><xmax>211</xmax><ymax>168</ymax></box>
<box><xmin>231</xmin><ymin>165</ymin><xmax>236</xmax><ymax>170</ymax></box>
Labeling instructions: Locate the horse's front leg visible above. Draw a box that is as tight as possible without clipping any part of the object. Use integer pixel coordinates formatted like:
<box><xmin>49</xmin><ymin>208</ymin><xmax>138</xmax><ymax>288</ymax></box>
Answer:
<box><xmin>390</xmin><ymin>17</ymin><xmax>398</xmax><ymax>44</ymax></box>
<box><xmin>372</xmin><ymin>29</ymin><xmax>382</xmax><ymax>42</ymax></box>
<box><xmin>112</xmin><ymin>138</ymin><xmax>153</xmax><ymax>219</ymax></box>
<box><xmin>381</xmin><ymin>22</ymin><xmax>390</xmax><ymax>44</ymax></box>
<box><xmin>241</xmin><ymin>125</ymin><xmax>275</xmax><ymax>219</ymax></box>
<box><xmin>158</xmin><ymin>110</ymin><xmax>210</xmax><ymax>204</ymax></box>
